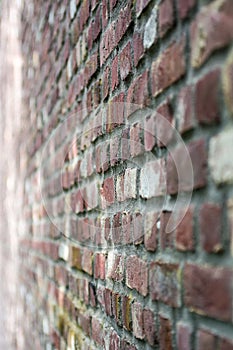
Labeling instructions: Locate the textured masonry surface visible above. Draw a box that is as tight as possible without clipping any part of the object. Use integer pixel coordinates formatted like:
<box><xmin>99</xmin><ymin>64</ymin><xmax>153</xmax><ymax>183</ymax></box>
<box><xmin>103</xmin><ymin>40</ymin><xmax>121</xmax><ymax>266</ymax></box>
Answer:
<box><xmin>20</xmin><ymin>0</ymin><xmax>233</xmax><ymax>349</ymax></box>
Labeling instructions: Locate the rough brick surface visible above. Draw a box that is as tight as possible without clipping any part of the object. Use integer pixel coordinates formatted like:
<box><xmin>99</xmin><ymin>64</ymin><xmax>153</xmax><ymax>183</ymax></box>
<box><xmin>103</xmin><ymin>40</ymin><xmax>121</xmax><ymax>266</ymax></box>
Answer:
<box><xmin>14</xmin><ymin>0</ymin><xmax>233</xmax><ymax>348</ymax></box>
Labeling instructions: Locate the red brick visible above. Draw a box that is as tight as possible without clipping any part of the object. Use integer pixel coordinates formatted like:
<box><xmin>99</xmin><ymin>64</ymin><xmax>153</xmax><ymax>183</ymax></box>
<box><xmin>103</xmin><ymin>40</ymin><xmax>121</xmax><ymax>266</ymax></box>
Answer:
<box><xmin>130</xmin><ymin>122</ymin><xmax>144</xmax><ymax>157</ymax></box>
<box><xmin>156</xmin><ymin>99</ymin><xmax>174</xmax><ymax>147</ymax></box>
<box><xmin>120</xmin><ymin>42</ymin><xmax>132</xmax><ymax>80</ymax></box>
<box><xmin>112</xmin><ymin>212</ymin><xmax>121</xmax><ymax>244</ymax></box>
<box><xmin>144</xmin><ymin>212</ymin><xmax>158</xmax><ymax>251</ymax></box>
<box><xmin>94</xmin><ymin>253</ymin><xmax>106</xmax><ymax>279</ymax></box>
<box><xmin>197</xmin><ymin>329</ymin><xmax>217</xmax><ymax>350</ymax></box>
<box><xmin>178</xmin><ymin>0</ymin><xmax>196</xmax><ymax>19</ymax></box>
<box><xmin>166</xmin><ymin>139</ymin><xmax>207</xmax><ymax>194</ymax></box>
<box><xmin>150</xmin><ymin>261</ymin><xmax>181</xmax><ymax>307</ymax></box>
<box><xmin>144</xmin><ymin>114</ymin><xmax>156</xmax><ymax>151</ymax></box>
<box><xmin>159</xmin><ymin>315</ymin><xmax>173</xmax><ymax>350</ymax></box>
<box><xmin>111</xmin><ymin>55</ymin><xmax>119</xmax><ymax>91</ymax></box>
<box><xmin>104</xmin><ymin>288</ymin><xmax>112</xmax><ymax>316</ymax></box>
<box><xmin>219</xmin><ymin>339</ymin><xmax>233</xmax><ymax>350</ymax></box>
<box><xmin>81</xmin><ymin>248</ymin><xmax>93</xmax><ymax>275</ymax></box>
<box><xmin>175</xmin><ymin>207</ymin><xmax>194</xmax><ymax>252</ymax></box>
<box><xmin>100</xmin><ymin>22</ymin><xmax>115</xmax><ymax>65</ymax></box>
<box><xmin>122</xmin><ymin>212</ymin><xmax>132</xmax><ymax>244</ymax></box>
<box><xmin>191</xmin><ymin>0</ymin><xmax>233</xmax><ymax>68</ymax></box>
<box><xmin>177</xmin><ymin>85</ymin><xmax>195</xmax><ymax>134</ymax></box>
<box><xmin>143</xmin><ymin>309</ymin><xmax>157</xmax><ymax>346</ymax></box>
<box><xmin>102</xmin><ymin>0</ymin><xmax>108</xmax><ymax>29</ymax></box>
<box><xmin>159</xmin><ymin>0</ymin><xmax>174</xmax><ymax>37</ymax></box>
<box><xmin>110</xmin><ymin>136</ymin><xmax>120</xmax><ymax>166</ymax></box>
<box><xmin>177</xmin><ymin>323</ymin><xmax>192</xmax><ymax>350</ymax></box>
<box><xmin>109</xmin><ymin>330</ymin><xmax>121</xmax><ymax>350</ymax></box>
<box><xmin>132</xmin><ymin>302</ymin><xmax>144</xmax><ymax>339</ymax></box>
<box><xmin>106</xmin><ymin>92</ymin><xmax>125</xmax><ymax>132</ymax></box>
<box><xmin>101</xmin><ymin>177</ymin><xmax>114</xmax><ymax>207</ymax></box>
<box><xmin>121</xmin><ymin>127</ymin><xmax>130</xmax><ymax>161</ymax></box>
<box><xmin>195</xmin><ymin>70</ymin><xmax>220</xmax><ymax>124</ymax></box>
<box><xmin>126</xmin><ymin>255</ymin><xmax>148</xmax><ymax>296</ymax></box>
<box><xmin>103</xmin><ymin>65</ymin><xmax>110</xmax><ymax>100</ymax></box>
<box><xmin>126</xmin><ymin>71</ymin><xmax>149</xmax><ymax>115</ymax></box>
<box><xmin>160</xmin><ymin>211</ymin><xmax>174</xmax><ymax>250</ymax></box>
<box><xmin>136</xmin><ymin>0</ymin><xmax>151</xmax><ymax>16</ymax></box>
<box><xmin>184</xmin><ymin>264</ymin><xmax>232</xmax><ymax>321</ymax></box>
<box><xmin>92</xmin><ymin>317</ymin><xmax>103</xmax><ymax>345</ymax></box>
<box><xmin>79</xmin><ymin>312</ymin><xmax>91</xmax><ymax>336</ymax></box>
<box><xmin>121</xmin><ymin>340</ymin><xmax>137</xmax><ymax>350</ymax></box>
<box><xmin>133</xmin><ymin>32</ymin><xmax>144</xmax><ymax>66</ymax></box>
<box><xmin>115</xmin><ymin>2</ymin><xmax>132</xmax><ymax>44</ymax></box>
<box><xmin>107</xmin><ymin>252</ymin><xmax>124</xmax><ymax>281</ymax></box>
<box><xmin>133</xmin><ymin>212</ymin><xmax>143</xmax><ymax>245</ymax></box>
<box><xmin>199</xmin><ymin>203</ymin><xmax>223</xmax><ymax>253</ymax></box>
<box><xmin>140</xmin><ymin>159</ymin><xmax>166</xmax><ymax>199</ymax></box>
<box><xmin>110</xmin><ymin>0</ymin><xmax>117</xmax><ymax>11</ymax></box>
<box><xmin>152</xmin><ymin>38</ymin><xmax>186</xmax><ymax>97</ymax></box>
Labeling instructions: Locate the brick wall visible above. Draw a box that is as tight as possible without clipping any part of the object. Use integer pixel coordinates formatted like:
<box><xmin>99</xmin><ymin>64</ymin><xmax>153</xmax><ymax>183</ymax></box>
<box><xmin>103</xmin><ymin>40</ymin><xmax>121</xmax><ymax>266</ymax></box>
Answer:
<box><xmin>19</xmin><ymin>0</ymin><xmax>233</xmax><ymax>349</ymax></box>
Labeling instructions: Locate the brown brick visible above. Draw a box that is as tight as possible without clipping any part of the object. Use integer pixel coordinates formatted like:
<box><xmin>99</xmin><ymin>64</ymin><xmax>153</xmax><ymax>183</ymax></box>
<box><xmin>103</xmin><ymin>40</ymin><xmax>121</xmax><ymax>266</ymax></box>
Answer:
<box><xmin>184</xmin><ymin>264</ymin><xmax>232</xmax><ymax>321</ymax></box>
<box><xmin>126</xmin><ymin>255</ymin><xmax>148</xmax><ymax>296</ymax></box>
<box><xmin>150</xmin><ymin>261</ymin><xmax>181</xmax><ymax>307</ymax></box>
<box><xmin>199</xmin><ymin>203</ymin><xmax>223</xmax><ymax>253</ymax></box>
<box><xmin>151</xmin><ymin>38</ymin><xmax>186</xmax><ymax>97</ymax></box>
<box><xmin>195</xmin><ymin>69</ymin><xmax>220</xmax><ymax>124</ymax></box>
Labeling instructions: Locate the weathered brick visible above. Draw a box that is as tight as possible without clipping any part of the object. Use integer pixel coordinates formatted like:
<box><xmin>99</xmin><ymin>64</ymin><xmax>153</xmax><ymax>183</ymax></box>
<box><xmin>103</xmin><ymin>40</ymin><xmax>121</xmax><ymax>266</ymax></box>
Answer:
<box><xmin>144</xmin><ymin>212</ymin><xmax>158</xmax><ymax>251</ymax></box>
<box><xmin>92</xmin><ymin>317</ymin><xmax>103</xmax><ymax>345</ymax></box>
<box><xmin>197</xmin><ymin>329</ymin><xmax>217</xmax><ymax>350</ymax></box>
<box><xmin>159</xmin><ymin>315</ymin><xmax>173</xmax><ymax>350</ymax></box>
<box><xmin>191</xmin><ymin>0</ymin><xmax>233</xmax><ymax>68</ymax></box>
<box><xmin>122</xmin><ymin>295</ymin><xmax>132</xmax><ymax>331</ymax></box>
<box><xmin>136</xmin><ymin>0</ymin><xmax>151</xmax><ymax>17</ymax></box>
<box><xmin>126</xmin><ymin>255</ymin><xmax>148</xmax><ymax>296</ymax></box>
<box><xmin>82</xmin><ymin>248</ymin><xmax>93</xmax><ymax>275</ymax></box>
<box><xmin>107</xmin><ymin>251</ymin><xmax>124</xmax><ymax>281</ymax></box>
<box><xmin>209</xmin><ymin>128</ymin><xmax>233</xmax><ymax>184</ymax></box>
<box><xmin>133</xmin><ymin>31</ymin><xmax>144</xmax><ymax>66</ymax></box>
<box><xmin>151</xmin><ymin>38</ymin><xmax>186</xmax><ymax>97</ymax></box>
<box><xmin>167</xmin><ymin>139</ymin><xmax>207</xmax><ymax>194</ymax></box>
<box><xmin>178</xmin><ymin>0</ymin><xmax>196</xmax><ymax>19</ymax></box>
<box><xmin>159</xmin><ymin>0</ymin><xmax>174</xmax><ymax>37</ymax></box>
<box><xmin>124</xmin><ymin>168</ymin><xmax>137</xmax><ymax>200</ymax></box>
<box><xmin>184</xmin><ymin>264</ymin><xmax>232</xmax><ymax>321</ymax></box>
<box><xmin>156</xmin><ymin>99</ymin><xmax>174</xmax><ymax>147</ymax></box>
<box><xmin>143</xmin><ymin>6</ymin><xmax>157</xmax><ymax>49</ymax></box>
<box><xmin>132</xmin><ymin>302</ymin><xmax>144</xmax><ymax>339</ymax></box>
<box><xmin>120</xmin><ymin>42</ymin><xmax>132</xmax><ymax>80</ymax></box>
<box><xmin>171</xmin><ymin>210</ymin><xmax>191</xmax><ymax>252</ymax></box>
<box><xmin>150</xmin><ymin>261</ymin><xmax>181</xmax><ymax>307</ymax></box>
<box><xmin>223</xmin><ymin>48</ymin><xmax>233</xmax><ymax>116</ymax></box>
<box><xmin>177</xmin><ymin>323</ymin><xmax>192</xmax><ymax>350</ymax></box>
<box><xmin>143</xmin><ymin>309</ymin><xmax>157</xmax><ymax>346</ymax></box>
<box><xmin>199</xmin><ymin>203</ymin><xmax>223</xmax><ymax>253</ymax></box>
<box><xmin>94</xmin><ymin>253</ymin><xmax>106</xmax><ymax>280</ymax></box>
<box><xmin>126</xmin><ymin>71</ymin><xmax>149</xmax><ymax>114</ymax></box>
<box><xmin>101</xmin><ymin>177</ymin><xmax>115</xmax><ymax>208</ymax></box>
<box><xmin>111</xmin><ymin>55</ymin><xmax>119</xmax><ymax>91</ymax></box>
<box><xmin>177</xmin><ymin>85</ymin><xmax>195</xmax><ymax>134</ymax></box>
<box><xmin>195</xmin><ymin>69</ymin><xmax>220</xmax><ymax>124</ymax></box>
<box><xmin>130</xmin><ymin>122</ymin><xmax>144</xmax><ymax>157</ymax></box>
<box><xmin>160</xmin><ymin>211</ymin><xmax>174</xmax><ymax>250</ymax></box>
<box><xmin>140</xmin><ymin>159</ymin><xmax>166</xmax><ymax>198</ymax></box>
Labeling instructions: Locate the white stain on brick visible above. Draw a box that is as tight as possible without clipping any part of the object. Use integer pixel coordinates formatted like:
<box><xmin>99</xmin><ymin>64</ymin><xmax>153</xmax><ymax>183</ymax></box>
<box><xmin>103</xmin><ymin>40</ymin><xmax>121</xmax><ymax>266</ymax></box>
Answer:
<box><xmin>143</xmin><ymin>6</ymin><xmax>157</xmax><ymax>49</ymax></box>
<box><xmin>209</xmin><ymin>128</ymin><xmax>233</xmax><ymax>184</ymax></box>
